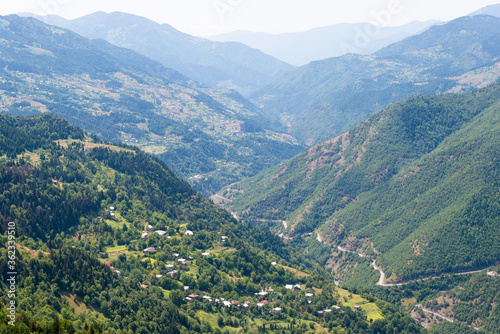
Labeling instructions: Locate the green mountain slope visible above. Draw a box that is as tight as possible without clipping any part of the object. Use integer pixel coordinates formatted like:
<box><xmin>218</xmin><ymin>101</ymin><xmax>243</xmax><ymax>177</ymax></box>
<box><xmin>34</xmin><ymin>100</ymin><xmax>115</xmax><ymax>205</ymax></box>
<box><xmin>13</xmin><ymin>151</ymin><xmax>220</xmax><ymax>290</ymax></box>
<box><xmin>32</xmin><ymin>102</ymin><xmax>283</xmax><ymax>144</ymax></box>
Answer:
<box><xmin>225</xmin><ymin>81</ymin><xmax>500</xmax><ymax>281</ymax></box>
<box><xmin>0</xmin><ymin>114</ymin><xmax>423</xmax><ymax>334</ymax></box>
<box><xmin>30</xmin><ymin>11</ymin><xmax>295</xmax><ymax>95</ymax></box>
<box><xmin>0</xmin><ymin>15</ymin><xmax>303</xmax><ymax>195</ymax></box>
<box><xmin>251</xmin><ymin>15</ymin><xmax>500</xmax><ymax>145</ymax></box>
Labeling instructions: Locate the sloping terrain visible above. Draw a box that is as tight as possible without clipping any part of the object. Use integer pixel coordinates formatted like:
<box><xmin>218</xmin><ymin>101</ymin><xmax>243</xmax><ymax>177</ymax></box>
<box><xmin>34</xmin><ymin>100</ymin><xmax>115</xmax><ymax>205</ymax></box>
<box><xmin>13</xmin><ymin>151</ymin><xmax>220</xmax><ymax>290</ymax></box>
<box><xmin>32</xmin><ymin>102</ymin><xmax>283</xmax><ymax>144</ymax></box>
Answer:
<box><xmin>225</xmin><ymin>81</ymin><xmax>500</xmax><ymax>281</ymax></box>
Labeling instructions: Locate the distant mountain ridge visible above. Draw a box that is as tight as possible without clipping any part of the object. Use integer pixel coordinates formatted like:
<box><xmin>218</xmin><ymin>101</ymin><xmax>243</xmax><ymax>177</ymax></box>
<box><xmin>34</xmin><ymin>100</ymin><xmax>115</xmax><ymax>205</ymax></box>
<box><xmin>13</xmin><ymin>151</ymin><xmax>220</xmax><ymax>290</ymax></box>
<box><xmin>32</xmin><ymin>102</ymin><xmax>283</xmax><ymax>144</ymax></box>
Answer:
<box><xmin>250</xmin><ymin>15</ymin><xmax>500</xmax><ymax>145</ymax></box>
<box><xmin>24</xmin><ymin>11</ymin><xmax>295</xmax><ymax>95</ymax></box>
<box><xmin>468</xmin><ymin>3</ymin><xmax>500</xmax><ymax>17</ymax></box>
<box><xmin>210</xmin><ymin>20</ymin><xmax>439</xmax><ymax>66</ymax></box>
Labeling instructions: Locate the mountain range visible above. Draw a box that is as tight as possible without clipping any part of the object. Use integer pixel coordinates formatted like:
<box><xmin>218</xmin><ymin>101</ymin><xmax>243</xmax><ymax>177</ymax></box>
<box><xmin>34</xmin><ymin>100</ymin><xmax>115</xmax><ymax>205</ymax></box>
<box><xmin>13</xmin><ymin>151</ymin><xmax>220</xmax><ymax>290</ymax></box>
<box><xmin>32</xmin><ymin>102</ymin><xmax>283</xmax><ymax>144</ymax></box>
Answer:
<box><xmin>249</xmin><ymin>15</ymin><xmax>500</xmax><ymax>145</ymax></box>
<box><xmin>210</xmin><ymin>20</ymin><xmax>439</xmax><ymax>66</ymax></box>
<box><xmin>210</xmin><ymin>3</ymin><xmax>500</xmax><ymax>67</ymax></box>
<box><xmin>24</xmin><ymin>11</ymin><xmax>294</xmax><ymax>95</ymax></box>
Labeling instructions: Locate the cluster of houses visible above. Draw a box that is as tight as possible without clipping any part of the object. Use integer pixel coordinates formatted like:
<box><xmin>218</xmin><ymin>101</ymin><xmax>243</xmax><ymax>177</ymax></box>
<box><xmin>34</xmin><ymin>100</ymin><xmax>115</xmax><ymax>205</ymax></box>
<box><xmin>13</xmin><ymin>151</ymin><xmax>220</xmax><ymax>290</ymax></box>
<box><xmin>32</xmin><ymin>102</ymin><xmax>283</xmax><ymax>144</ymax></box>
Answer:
<box><xmin>316</xmin><ymin>305</ymin><xmax>343</xmax><ymax>316</ymax></box>
<box><xmin>184</xmin><ymin>293</ymin><xmax>282</xmax><ymax>311</ymax></box>
<box><xmin>183</xmin><ymin>285</ymin><xmax>321</xmax><ymax>314</ymax></box>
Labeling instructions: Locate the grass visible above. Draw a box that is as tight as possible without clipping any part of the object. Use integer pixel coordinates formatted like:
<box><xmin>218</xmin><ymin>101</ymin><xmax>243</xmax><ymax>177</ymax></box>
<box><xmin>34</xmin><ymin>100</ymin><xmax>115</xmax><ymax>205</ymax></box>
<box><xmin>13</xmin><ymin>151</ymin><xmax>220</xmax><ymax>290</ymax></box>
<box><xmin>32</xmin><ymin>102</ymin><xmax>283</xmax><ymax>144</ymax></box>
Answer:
<box><xmin>206</xmin><ymin>246</ymin><xmax>228</xmax><ymax>254</ymax></box>
<box><xmin>54</xmin><ymin>139</ymin><xmax>135</xmax><ymax>153</ymax></box>
<box><xmin>63</xmin><ymin>292</ymin><xmax>90</xmax><ymax>315</ymax></box>
<box><xmin>196</xmin><ymin>311</ymin><xmax>329</xmax><ymax>333</ymax></box>
<box><xmin>62</xmin><ymin>292</ymin><xmax>107</xmax><ymax>320</ymax></box>
<box><xmin>283</xmin><ymin>266</ymin><xmax>310</xmax><ymax>277</ymax></box>
<box><xmin>403</xmin><ymin>297</ymin><xmax>417</xmax><ymax>306</ymax></box>
<box><xmin>104</xmin><ymin>212</ymin><xmax>131</xmax><ymax>230</ymax></box>
<box><xmin>336</xmin><ymin>288</ymin><xmax>384</xmax><ymax>321</ymax></box>
<box><xmin>106</xmin><ymin>245</ymin><xmax>128</xmax><ymax>253</ymax></box>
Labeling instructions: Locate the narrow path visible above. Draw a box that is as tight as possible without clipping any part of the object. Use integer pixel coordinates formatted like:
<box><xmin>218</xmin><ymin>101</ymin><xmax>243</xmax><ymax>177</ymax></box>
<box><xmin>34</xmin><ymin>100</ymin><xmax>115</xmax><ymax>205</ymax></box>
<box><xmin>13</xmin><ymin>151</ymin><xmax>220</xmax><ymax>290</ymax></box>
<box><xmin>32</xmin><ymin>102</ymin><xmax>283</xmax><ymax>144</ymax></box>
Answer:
<box><xmin>415</xmin><ymin>304</ymin><xmax>455</xmax><ymax>323</ymax></box>
<box><xmin>213</xmin><ymin>194</ymin><xmax>231</xmax><ymax>202</ymax></box>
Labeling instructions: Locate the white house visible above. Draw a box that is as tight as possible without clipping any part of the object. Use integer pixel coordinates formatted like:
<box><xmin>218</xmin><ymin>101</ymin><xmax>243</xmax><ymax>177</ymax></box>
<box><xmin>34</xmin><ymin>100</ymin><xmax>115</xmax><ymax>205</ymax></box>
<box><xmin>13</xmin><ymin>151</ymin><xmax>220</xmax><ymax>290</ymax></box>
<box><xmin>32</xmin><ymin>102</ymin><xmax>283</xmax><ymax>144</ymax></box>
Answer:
<box><xmin>185</xmin><ymin>230</ymin><xmax>194</xmax><ymax>236</ymax></box>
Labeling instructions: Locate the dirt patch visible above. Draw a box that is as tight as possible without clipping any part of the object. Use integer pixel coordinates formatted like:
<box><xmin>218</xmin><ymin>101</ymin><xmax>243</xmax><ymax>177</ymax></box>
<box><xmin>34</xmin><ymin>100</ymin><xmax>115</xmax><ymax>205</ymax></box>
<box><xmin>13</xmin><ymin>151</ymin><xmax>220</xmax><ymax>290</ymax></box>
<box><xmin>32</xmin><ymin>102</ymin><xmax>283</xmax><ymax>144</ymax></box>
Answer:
<box><xmin>16</xmin><ymin>244</ymin><xmax>49</xmax><ymax>257</ymax></box>
<box><xmin>55</xmin><ymin>139</ymin><xmax>135</xmax><ymax>153</ymax></box>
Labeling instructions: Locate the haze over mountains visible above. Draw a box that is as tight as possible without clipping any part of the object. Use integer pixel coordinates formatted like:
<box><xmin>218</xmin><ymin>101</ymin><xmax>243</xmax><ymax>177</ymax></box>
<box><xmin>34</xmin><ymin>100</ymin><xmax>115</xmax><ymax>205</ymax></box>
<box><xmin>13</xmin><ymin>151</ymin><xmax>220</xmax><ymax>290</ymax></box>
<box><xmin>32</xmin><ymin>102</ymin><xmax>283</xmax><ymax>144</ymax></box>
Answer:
<box><xmin>250</xmin><ymin>15</ymin><xmax>500</xmax><ymax>145</ymax></box>
<box><xmin>210</xmin><ymin>20</ymin><xmax>440</xmax><ymax>66</ymax></box>
<box><xmin>25</xmin><ymin>11</ymin><xmax>294</xmax><ymax>96</ymax></box>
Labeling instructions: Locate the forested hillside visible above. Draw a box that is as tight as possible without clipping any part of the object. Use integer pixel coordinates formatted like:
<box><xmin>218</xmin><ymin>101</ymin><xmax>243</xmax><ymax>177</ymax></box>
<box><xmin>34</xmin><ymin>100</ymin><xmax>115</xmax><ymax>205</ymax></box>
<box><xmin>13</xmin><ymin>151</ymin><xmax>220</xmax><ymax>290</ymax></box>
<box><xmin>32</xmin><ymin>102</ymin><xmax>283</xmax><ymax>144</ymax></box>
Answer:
<box><xmin>225</xmin><ymin>81</ymin><xmax>500</xmax><ymax>282</ymax></box>
<box><xmin>0</xmin><ymin>114</ymin><xmax>423</xmax><ymax>333</ymax></box>
<box><xmin>0</xmin><ymin>14</ymin><xmax>303</xmax><ymax>195</ymax></box>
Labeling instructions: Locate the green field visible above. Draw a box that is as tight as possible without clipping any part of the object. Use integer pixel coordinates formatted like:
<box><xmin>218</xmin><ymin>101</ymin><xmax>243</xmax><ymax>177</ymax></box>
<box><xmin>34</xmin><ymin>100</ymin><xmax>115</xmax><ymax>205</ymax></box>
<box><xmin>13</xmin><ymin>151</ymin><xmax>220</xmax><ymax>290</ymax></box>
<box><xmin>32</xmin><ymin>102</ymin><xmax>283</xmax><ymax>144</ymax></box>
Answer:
<box><xmin>337</xmin><ymin>288</ymin><xmax>384</xmax><ymax>321</ymax></box>
<box><xmin>106</xmin><ymin>245</ymin><xmax>128</xmax><ymax>253</ymax></box>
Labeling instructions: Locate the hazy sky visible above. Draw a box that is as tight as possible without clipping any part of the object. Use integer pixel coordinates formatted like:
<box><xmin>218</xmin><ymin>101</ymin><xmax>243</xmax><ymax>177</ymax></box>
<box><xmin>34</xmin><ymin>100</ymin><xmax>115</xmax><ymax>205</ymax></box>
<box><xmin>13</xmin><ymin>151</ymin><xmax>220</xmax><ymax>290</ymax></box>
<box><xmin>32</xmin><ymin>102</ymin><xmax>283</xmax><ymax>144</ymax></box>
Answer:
<box><xmin>1</xmin><ymin>0</ymin><xmax>499</xmax><ymax>36</ymax></box>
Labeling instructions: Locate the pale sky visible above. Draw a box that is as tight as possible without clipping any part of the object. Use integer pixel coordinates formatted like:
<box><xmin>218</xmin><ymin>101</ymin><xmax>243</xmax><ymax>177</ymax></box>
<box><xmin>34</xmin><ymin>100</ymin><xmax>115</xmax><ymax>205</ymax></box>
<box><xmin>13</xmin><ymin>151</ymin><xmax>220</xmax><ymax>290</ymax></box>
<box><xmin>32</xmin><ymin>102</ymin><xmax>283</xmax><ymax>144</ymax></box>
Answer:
<box><xmin>1</xmin><ymin>0</ymin><xmax>499</xmax><ymax>36</ymax></box>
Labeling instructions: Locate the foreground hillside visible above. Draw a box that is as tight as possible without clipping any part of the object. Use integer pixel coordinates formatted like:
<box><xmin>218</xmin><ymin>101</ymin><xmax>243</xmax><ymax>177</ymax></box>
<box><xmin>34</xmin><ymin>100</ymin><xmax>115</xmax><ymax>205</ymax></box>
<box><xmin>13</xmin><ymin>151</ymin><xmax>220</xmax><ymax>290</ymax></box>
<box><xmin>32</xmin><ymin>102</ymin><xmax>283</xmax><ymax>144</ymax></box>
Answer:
<box><xmin>251</xmin><ymin>15</ymin><xmax>500</xmax><ymax>145</ymax></box>
<box><xmin>0</xmin><ymin>15</ymin><xmax>302</xmax><ymax>195</ymax></box>
<box><xmin>225</xmin><ymin>81</ymin><xmax>500</xmax><ymax>283</ymax></box>
<box><xmin>0</xmin><ymin>114</ymin><xmax>423</xmax><ymax>333</ymax></box>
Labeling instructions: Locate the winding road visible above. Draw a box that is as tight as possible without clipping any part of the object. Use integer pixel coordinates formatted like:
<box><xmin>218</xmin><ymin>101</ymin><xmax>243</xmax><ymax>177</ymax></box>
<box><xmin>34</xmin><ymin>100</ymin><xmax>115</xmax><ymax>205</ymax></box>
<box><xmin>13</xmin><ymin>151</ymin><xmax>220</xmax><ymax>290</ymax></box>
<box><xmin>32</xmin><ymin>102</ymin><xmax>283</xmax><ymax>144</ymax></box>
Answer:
<box><xmin>335</xmin><ymin>245</ymin><xmax>490</xmax><ymax>287</ymax></box>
